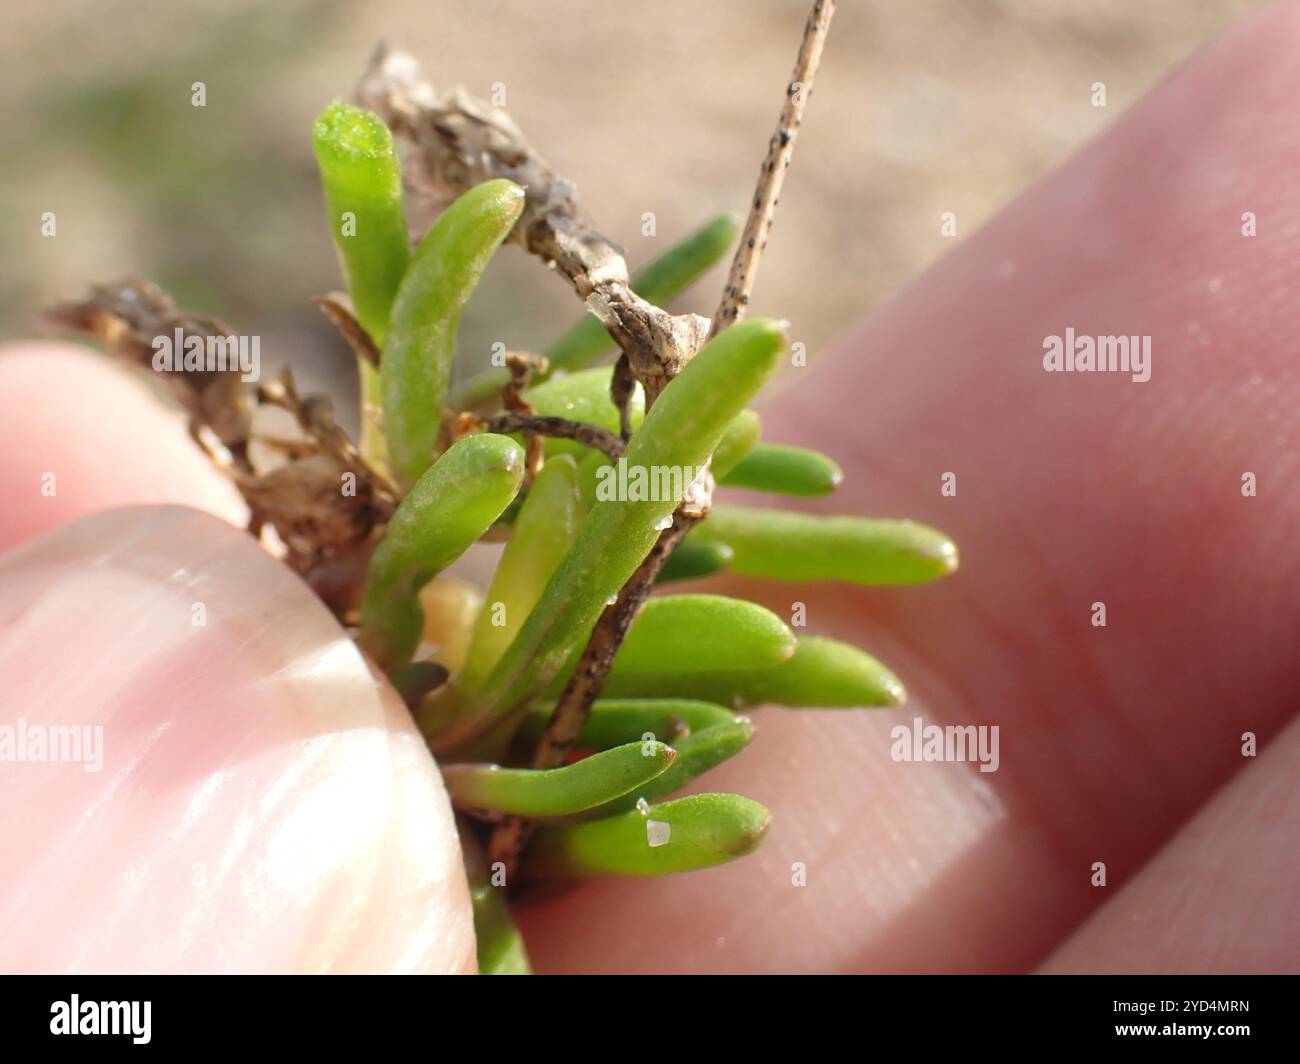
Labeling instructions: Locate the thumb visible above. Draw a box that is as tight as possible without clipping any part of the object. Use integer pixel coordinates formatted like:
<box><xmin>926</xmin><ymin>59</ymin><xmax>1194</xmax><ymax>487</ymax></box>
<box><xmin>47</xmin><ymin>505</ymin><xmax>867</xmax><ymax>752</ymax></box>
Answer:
<box><xmin>0</xmin><ymin>505</ymin><xmax>475</xmax><ymax>973</ymax></box>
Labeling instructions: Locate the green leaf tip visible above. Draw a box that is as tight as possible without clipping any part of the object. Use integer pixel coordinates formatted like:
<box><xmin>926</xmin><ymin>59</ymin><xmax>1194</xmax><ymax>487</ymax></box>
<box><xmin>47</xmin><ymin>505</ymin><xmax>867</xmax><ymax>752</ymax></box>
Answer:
<box><xmin>612</xmin><ymin>594</ymin><xmax>795</xmax><ymax>674</ymax></box>
<box><xmin>358</xmin><ymin>432</ymin><xmax>526</xmax><ymax>672</ymax></box>
<box><xmin>693</xmin><ymin>506</ymin><xmax>958</xmax><ymax>586</ymax></box>
<box><xmin>312</xmin><ymin>100</ymin><xmax>398</xmax><ymax>161</ymax></box>
<box><xmin>584</xmin><ymin>719</ymin><xmax>755</xmax><ymax>818</ymax></box>
<box><xmin>442</xmin><ymin>740</ymin><xmax>676</xmax><ymax>818</ymax></box>
<box><xmin>602</xmin><ymin>635</ymin><xmax>906</xmax><ymax>709</ymax></box>
<box><xmin>656</xmin><ymin>538</ymin><xmax>734</xmax><ymax>583</ymax></box>
<box><xmin>311</xmin><ymin>100</ymin><xmax>409</xmax><ymax>347</ymax></box>
<box><xmin>382</xmin><ymin>178</ymin><xmax>526</xmax><ymax>485</ymax></box>
<box><xmin>527</xmin><ymin>793</ymin><xmax>771</xmax><ymax>878</ymax></box>
<box><xmin>528</xmin><ymin>594</ymin><xmax>796</xmax><ymax>700</ymax></box>
<box><xmin>718</xmin><ymin>442</ymin><xmax>842</xmax><ymax>496</ymax></box>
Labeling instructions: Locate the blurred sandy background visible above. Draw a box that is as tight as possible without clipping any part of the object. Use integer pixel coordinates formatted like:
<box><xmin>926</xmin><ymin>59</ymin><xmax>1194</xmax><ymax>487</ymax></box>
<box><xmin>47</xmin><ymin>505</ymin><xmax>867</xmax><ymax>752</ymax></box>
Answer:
<box><xmin>0</xmin><ymin>0</ymin><xmax>1260</xmax><ymax>406</ymax></box>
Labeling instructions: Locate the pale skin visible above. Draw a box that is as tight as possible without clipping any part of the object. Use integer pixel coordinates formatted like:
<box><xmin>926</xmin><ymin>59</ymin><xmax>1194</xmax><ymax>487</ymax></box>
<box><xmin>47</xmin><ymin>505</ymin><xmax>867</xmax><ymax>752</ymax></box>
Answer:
<box><xmin>0</xmin><ymin>2</ymin><xmax>1297</xmax><ymax>973</ymax></box>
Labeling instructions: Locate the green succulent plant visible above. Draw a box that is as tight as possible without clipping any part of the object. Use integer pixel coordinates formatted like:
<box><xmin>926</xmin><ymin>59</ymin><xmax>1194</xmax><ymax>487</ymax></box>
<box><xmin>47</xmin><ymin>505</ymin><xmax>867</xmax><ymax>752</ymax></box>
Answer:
<box><xmin>307</xmin><ymin>57</ymin><xmax>955</xmax><ymax>969</ymax></box>
<box><xmin>48</xmin><ymin>2</ymin><xmax>956</xmax><ymax>974</ymax></box>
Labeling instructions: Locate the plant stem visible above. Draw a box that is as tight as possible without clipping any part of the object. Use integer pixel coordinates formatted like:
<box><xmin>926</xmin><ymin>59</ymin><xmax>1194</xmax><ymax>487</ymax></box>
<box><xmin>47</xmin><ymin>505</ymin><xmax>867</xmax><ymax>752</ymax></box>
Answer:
<box><xmin>481</xmin><ymin>412</ymin><xmax>624</xmax><ymax>462</ymax></box>
<box><xmin>358</xmin><ymin>47</ymin><xmax>711</xmax><ymax>400</ymax></box>
<box><xmin>448</xmin><ymin>212</ymin><xmax>741</xmax><ymax>409</ymax></box>
<box><xmin>485</xmin><ymin>0</ymin><xmax>837</xmax><ymax>878</ymax></box>
<box><xmin>443</xmin><ymin>320</ymin><xmax>785</xmax><ymax>752</ymax></box>
<box><xmin>486</xmin><ymin>509</ymin><xmax>697</xmax><ymax>873</ymax></box>
<box><xmin>711</xmin><ymin>0</ymin><xmax>837</xmax><ymax>336</ymax></box>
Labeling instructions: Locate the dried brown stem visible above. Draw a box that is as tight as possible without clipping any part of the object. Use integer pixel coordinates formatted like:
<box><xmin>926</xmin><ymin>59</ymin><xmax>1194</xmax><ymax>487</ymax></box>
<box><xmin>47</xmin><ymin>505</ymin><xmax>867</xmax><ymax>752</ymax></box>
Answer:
<box><xmin>243</xmin><ymin>369</ymin><xmax>400</xmax><ymax>615</ymax></box>
<box><xmin>314</xmin><ymin>293</ymin><xmax>380</xmax><ymax>369</ymax></box>
<box><xmin>481</xmin><ymin>413</ymin><xmax>624</xmax><ymax>462</ymax></box>
<box><xmin>500</xmin><ymin>351</ymin><xmax>549</xmax><ymax>408</ymax></box>
<box><xmin>362</xmin><ymin>0</ymin><xmax>836</xmax><ymax>878</ymax></box>
<box><xmin>45</xmin><ymin>281</ymin><xmax>400</xmax><ymax>620</ymax></box>
<box><xmin>711</xmin><ymin>0</ymin><xmax>836</xmax><ymax>336</ymax></box>
<box><xmin>497</xmin><ymin>350</ymin><xmax>549</xmax><ymax>475</ymax></box>
<box><xmin>44</xmin><ymin>279</ymin><xmax>255</xmax><ymax>472</ymax></box>
<box><xmin>485</xmin><ymin>503</ymin><xmax>704</xmax><ymax>873</ymax></box>
<box><xmin>610</xmin><ymin>355</ymin><xmax>638</xmax><ymax>442</ymax></box>
<box><xmin>512</xmin><ymin>0</ymin><xmax>837</xmax><ymax>791</ymax></box>
<box><xmin>356</xmin><ymin>49</ymin><xmax>711</xmax><ymax>405</ymax></box>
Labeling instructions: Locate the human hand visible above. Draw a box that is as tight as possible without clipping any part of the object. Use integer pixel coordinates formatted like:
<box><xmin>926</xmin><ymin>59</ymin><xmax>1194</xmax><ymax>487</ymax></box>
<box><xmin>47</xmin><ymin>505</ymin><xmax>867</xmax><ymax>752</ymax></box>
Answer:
<box><xmin>2</xmin><ymin>1</ymin><xmax>1296</xmax><ymax>974</ymax></box>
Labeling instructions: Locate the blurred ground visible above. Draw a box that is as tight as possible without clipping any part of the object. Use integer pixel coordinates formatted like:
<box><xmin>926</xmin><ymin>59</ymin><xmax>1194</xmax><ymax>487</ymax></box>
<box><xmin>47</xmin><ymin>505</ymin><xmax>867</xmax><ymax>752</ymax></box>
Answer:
<box><xmin>0</xmin><ymin>0</ymin><xmax>1261</xmax><ymax>408</ymax></box>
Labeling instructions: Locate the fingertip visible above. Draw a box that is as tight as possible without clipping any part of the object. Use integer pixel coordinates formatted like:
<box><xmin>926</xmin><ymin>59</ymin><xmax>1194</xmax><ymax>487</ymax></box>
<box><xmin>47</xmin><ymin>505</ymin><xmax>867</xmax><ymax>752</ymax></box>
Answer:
<box><xmin>0</xmin><ymin>505</ymin><xmax>475</xmax><ymax>973</ymax></box>
<box><xmin>0</xmin><ymin>342</ymin><xmax>248</xmax><ymax>553</ymax></box>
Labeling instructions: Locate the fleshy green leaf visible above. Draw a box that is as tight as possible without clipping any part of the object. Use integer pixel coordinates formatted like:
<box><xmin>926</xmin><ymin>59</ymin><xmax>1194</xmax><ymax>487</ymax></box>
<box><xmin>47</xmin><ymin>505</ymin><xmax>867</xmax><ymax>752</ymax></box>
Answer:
<box><xmin>711</xmin><ymin>409</ymin><xmax>762</xmax><ymax>479</ymax></box>
<box><xmin>575</xmin><ymin>449</ymin><xmax>612</xmax><ymax>513</ymax></box>
<box><xmin>601</xmin><ymin>635</ymin><xmax>906</xmax><ymax>708</ymax></box>
<box><xmin>718</xmin><ymin>442</ymin><xmax>842</xmax><ymax>496</ymax></box>
<box><xmin>471</xmin><ymin>884</ymin><xmax>531</xmax><ymax>975</ymax></box>
<box><xmin>692</xmin><ymin>505</ymin><xmax>958</xmax><ymax>585</ymax></box>
<box><xmin>311</xmin><ymin>102</ymin><xmax>410</xmax><ymax>346</ymax></box>
<box><xmin>534</xmin><ymin>595</ymin><xmax>796</xmax><ymax>698</ymax></box>
<box><xmin>582</xmin><ymin>720</ymin><xmax>755</xmax><ymax>818</ymax></box>
<box><xmin>458</xmin><ymin>455</ymin><xmax>581</xmax><ymax>696</ymax></box>
<box><xmin>656</xmin><ymin>538</ymin><xmax>734</xmax><ymax>583</ymax></box>
<box><xmin>358</xmin><ymin>434</ymin><xmax>525</xmax><ymax>672</ymax></box>
<box><xmin>312</xmin><ymin>102</ymin><xmax>411</xmax><ymax>467</ymax></box>
<box><xmin>613</xmin><ymin>594</ymin><xmax>794</xmax><ymax>673</ymax></box>
<box><xmin>382</xmin><ymin>179</ymin><xmax>525</xmax><ymax>485</ymax></box>
<box><xmin>444</xmin><ymin>319</ymin><xmax>788</xmax><ymax>745</ymax></box>
<box><xmin>527</xmin><ymin>793</ymin><xmax>770</xmax><ymax>878</ymax></box>
<box><xmin>442</xmin><ymin>740</ymin><xmax>675</xmax><ymax>817</ymax></box>
<box><xmin>516</xmin><ymin>698</ymin><xmax>738</xmax><ymax>749</ymax></box>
